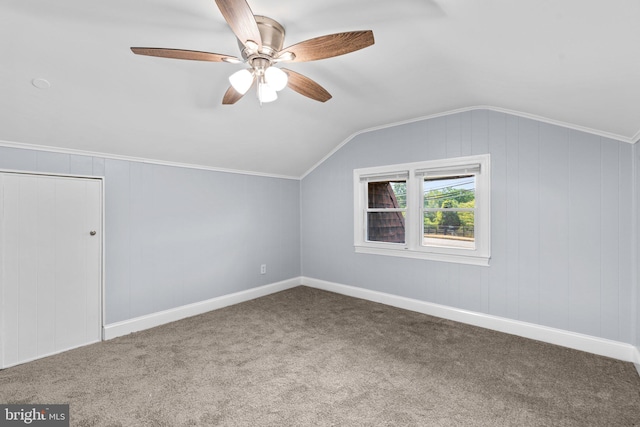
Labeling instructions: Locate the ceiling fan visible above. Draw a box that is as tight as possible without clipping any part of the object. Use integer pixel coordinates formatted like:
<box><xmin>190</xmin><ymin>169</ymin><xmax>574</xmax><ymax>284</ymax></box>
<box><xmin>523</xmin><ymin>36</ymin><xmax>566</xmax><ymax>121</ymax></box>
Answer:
<box><xmin>131</xmin><ymin>0</ymin><xmax>375</xmax><ymax>105</ymax></box>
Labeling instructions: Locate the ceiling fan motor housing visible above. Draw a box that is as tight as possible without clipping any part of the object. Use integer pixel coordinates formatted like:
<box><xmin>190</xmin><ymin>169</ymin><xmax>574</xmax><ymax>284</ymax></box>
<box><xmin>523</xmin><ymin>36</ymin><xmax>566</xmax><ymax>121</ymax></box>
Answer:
<box><xmin>239</xmin><ymin>16</ymin><xmax>286</xmax><ymax>60</ymax></box>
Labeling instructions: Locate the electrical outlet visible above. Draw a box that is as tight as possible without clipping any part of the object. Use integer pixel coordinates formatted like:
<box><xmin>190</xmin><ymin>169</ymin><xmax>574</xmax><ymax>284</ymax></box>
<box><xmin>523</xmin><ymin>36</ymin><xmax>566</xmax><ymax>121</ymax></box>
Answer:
<box><xmin>260</xmin><ymin>264</ymin><xmax>267</xmax><ymax>275</ymax></box>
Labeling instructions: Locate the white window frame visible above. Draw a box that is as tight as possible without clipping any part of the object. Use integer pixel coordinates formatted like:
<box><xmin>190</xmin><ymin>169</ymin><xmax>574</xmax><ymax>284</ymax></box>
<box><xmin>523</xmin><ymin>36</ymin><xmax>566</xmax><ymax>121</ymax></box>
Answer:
<box><xmin>353</xmin><ymin>154</ymin><xmax>491</xmax><ymax>266</ymax></box>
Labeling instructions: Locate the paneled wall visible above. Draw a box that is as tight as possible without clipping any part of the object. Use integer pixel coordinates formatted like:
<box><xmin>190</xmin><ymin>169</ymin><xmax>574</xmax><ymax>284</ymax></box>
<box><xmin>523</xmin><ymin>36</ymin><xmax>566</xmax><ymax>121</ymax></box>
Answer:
<box><xmin>301</xmin><ymin>109</ymin><xmax>635</xmax><ymax>344</ymax></box>
<box><xmin>0</xmin><ymin>147</ymin><xmax>301</xmax><ymax>324</ymax></box>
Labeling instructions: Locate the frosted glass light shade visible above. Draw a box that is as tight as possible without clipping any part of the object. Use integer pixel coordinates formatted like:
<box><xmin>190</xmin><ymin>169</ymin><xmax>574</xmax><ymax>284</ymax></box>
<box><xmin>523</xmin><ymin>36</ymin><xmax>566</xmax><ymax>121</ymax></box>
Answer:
<box><xmin>229</xmin><ymin>69</ymin><xmax>254</xmax><ymax>94</ymax></box>
<box><xmin>258</xmin><ymin>82</ymin><xmax>277</xmax><ymax>103</ymax></box>
<box><xmin>264</xmin><ymin>67</ymin><xmax>288</xmax><ymax>91</ymax></box>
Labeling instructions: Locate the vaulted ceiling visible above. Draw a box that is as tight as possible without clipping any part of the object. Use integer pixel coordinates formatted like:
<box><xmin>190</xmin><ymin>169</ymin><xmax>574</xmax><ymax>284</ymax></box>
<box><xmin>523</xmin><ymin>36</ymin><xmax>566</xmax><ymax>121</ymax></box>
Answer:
<box><xmin>2</xmin><ymin>0</ymin><xmax>639</xmax><ymax>178</ymax></box>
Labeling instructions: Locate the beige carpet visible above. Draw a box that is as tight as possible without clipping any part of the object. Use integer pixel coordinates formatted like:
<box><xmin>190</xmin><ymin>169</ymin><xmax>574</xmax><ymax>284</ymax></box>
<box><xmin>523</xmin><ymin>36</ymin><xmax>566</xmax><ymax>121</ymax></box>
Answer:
<box><xmin>1</xmin><ymin>286</ymin><xmax>639</xmax><ymax>426</ymax></box>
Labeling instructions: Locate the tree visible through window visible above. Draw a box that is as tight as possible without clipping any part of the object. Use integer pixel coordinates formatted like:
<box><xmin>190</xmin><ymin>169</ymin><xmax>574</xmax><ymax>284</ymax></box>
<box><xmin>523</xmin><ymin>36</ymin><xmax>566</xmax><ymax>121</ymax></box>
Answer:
<box><xmin>423</xmin><ymin>175</ymin><xmax>475</xmax><ymax>249</ymax></box>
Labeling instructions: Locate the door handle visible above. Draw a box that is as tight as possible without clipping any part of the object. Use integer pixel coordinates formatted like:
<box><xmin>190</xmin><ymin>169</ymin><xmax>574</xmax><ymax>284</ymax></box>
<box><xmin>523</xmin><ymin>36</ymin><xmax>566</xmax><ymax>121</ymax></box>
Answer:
<box><xmin>90</xmin><ymin>231</ymin><xmax>97</xmax><ymax>236</ymax></box>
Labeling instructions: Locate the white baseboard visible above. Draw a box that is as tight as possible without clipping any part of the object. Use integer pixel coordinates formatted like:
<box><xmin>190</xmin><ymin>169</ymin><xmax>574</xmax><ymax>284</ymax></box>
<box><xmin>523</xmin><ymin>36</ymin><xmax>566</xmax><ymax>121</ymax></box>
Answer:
<box><xmin>1</xmin><ymin>339</ymin><xmax>102</xmax><ymax>370</ymax></box>
<box><xmin>103</xmin><ymin>277</ymin><xmax>302</xmax><ymax>340</ymax></box>
<box><xmin>102</xmin><ymin>275</ymin><xmax>640</xmax><ymax>375</ymax></box>
<box><xmin>302</xmin><ymin>277</ymin><xmax>640</xmax><ymax>365</ymax></box>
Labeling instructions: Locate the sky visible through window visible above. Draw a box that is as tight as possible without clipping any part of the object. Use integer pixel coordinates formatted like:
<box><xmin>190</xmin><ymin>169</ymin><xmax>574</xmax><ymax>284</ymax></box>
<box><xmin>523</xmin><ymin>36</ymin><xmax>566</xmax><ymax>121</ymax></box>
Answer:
<box><xmin>424</xmin><ymin>176</ymin><xmax>475</xmax><ymax>197</ymax></box>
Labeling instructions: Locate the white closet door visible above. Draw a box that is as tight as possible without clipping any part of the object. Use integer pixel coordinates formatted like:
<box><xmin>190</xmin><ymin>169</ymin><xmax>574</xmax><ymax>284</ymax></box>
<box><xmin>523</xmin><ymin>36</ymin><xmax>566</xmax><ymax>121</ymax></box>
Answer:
<box><xmin>0</xmin><ymin>173</ymin><xmax>102</xmax><ymax>368</ymax></box>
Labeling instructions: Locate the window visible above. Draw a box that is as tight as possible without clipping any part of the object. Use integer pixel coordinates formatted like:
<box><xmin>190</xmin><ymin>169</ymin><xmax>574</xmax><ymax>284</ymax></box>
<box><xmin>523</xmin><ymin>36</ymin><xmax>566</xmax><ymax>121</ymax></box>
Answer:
<box><xmin>362</xmin><ymin>172</ymin><xmax>407</xmax><ymax>244</ymax></box>
<box><xmin>354</xmin><ymin>154</ymin><xmax>490</xmax><ymax>266</ymax></box>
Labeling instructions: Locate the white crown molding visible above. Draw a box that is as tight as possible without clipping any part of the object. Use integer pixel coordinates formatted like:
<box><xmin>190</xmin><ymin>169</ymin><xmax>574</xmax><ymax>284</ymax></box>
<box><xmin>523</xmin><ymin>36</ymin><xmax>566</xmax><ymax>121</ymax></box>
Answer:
<box><xmin>300</xmin><ymin>106</ymin><xmax>638</xmax><ymax>180</ymax></box>
<box><xmin>482</xmin><ymin>106</ymin><xmax>636</xmax><ymax>144</ymax></box>
<box><xmin>3</xmin><ymin>106</ymin><xmax>637</xmax><ymax>181</ymax></box>
<box><xmin>0</xmin><ymin>139</ymin><xmax>300</xmax><ymax>181</ymax></box>
<box><xmin>302</xmin><ymin>276</ymin><xmax>640</xmax><ymax>366</ymax></box>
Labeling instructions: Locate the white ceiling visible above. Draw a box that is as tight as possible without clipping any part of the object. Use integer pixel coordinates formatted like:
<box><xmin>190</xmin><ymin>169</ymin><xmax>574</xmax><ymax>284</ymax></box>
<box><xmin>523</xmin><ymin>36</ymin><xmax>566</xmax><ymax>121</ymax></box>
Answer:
<box><xmin>2</xmin><ymin>0</ymin><xmax>640</xmax><ymax>178</ymax></box>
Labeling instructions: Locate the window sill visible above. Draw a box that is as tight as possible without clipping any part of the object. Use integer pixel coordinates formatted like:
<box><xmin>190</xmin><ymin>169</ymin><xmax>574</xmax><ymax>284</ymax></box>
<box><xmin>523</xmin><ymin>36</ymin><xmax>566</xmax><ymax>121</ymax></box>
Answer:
<box><xmin>354</xmin><ymin>245</ymin><xmax>490</xmax><ymax>266</ymax></box>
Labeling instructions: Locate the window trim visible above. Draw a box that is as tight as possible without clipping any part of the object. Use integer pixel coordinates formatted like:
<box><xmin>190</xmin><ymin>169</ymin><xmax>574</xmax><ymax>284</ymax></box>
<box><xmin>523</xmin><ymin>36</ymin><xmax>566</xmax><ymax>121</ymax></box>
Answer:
<box><xmin>353</xmin><ymin>154</ymin><xmax>491</xmax><ymax>266</ymax></box>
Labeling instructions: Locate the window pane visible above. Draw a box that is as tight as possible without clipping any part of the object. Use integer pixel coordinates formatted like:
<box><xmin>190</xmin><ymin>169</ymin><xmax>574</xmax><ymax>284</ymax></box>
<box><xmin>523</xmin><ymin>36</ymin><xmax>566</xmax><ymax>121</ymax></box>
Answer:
<box><xmin>368</xmin><ymin>181</ymin><xmax>407</xmax><ymax>209</ymax></box>
<box><xmin>367</xmin><ymin>212</ymin><xmax>406</xmax><ymax>244</ymax></box>
<box><xmin>423</xmin><ymin>175</ymin><xmax>475</xmax><ymax>249</ymax></box>
<box><xmin>423</xmin><ymin>211</ymin><xmax>474</xmax><ymax>248</ymax></box>
<box><xmin>423</xmin><ymin>175</ymin><xmax>475</xmax><ymax>207</ymax></box>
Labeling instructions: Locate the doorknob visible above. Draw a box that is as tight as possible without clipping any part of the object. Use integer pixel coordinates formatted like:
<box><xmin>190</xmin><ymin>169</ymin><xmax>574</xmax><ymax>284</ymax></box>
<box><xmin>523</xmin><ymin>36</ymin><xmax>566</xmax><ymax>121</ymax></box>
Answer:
<box><xmin>90</xmin><ymin>231</ymin><xmax>97</xmax><ymax>236</ymax></box>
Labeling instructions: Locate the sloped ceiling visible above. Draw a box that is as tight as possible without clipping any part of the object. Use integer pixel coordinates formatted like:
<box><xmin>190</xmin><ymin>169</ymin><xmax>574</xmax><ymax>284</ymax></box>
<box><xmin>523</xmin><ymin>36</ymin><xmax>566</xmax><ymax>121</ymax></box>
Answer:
<box><xmin>2</xmin><ymin>0</ymin><xmax>639</xmax><ymax>178</ymax></box>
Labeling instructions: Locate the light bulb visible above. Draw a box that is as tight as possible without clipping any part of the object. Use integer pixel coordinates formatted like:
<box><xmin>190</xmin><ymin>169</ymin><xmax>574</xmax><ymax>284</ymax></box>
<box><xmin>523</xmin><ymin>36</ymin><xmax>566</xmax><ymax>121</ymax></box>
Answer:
<box><xmin>264</xmin><ymin>67</ymin><xmax>288</xmax><ymax>91</ymax></box>
<box><xmin>228</xmin><ymin>69</ymin><xmax>254</xmax><ymax>95</ymax></box>
<box><xmin>258</xmin><ymin>82</ymin><xmax>277</xmax><ymax>103</ymax></box>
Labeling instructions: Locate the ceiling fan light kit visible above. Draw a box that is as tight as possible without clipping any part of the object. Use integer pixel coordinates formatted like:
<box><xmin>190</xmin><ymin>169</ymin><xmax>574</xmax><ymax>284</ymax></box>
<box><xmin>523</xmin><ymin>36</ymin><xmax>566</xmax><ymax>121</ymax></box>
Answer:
<box><xmin>228</xmin><ymin>69</ymin><xmax>254</xmax><ymax>95</ymax></box>
<box><xmin>130</xmin><ymin>0</ymin><xmax>374</xmax><ymax>105</ymax></box>
<box><xmin>264</xmin><ymin>67</ymin><xmax>288</xmax><ymax>92</ymax></box>
<box><xmin>257</xmin><ymin>80</ymin><xmax>277</xmax><ymax>103</ymax></box>
<box><xmin>231</xmin><ymin>47</ymin><xmax>289</xmax><ymax>104</ymax></box>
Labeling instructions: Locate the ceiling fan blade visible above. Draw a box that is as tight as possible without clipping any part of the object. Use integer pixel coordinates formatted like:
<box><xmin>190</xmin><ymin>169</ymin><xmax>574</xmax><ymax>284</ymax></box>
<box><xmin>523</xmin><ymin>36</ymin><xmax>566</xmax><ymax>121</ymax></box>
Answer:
<box><xmin>277</xmin><ymin>30</ymin><xmax>374</xmax><ymax>63</ymax></box>
<box><xmin>282</xmin><ymin>69</ymin><xmax>332</xmax><ymax>102</ymax></box>
<box><xmin>214</xmin><ymin>0</ymin><xmax>262</xmax><ymax>50</ymax></box>
<box><xmin>131</xmin><ymin>47</ymin><xmax>241</xmax><ymax>63</ymax></box>
<box><xmin>222</xmin><ymin>85</ymin><xmax>247</xmax><ymax>104</ymax></box>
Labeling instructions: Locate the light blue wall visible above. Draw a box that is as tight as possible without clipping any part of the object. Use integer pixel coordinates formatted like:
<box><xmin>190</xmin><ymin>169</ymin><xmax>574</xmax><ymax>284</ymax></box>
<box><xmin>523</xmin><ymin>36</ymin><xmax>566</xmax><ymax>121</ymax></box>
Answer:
<box><xmin>0</xmin><ymin>147</ymin><xmax>301</xmax><ymax>324</ymax></box>
<box><xmin>301</xmin><ymin>109</ymin><xmax>635</xmax><ymax>344</ymax></box>
<box><xmin>2</xmin><ymin>108</ymin><xmax>637</xmax><ymax>346</ymax></box>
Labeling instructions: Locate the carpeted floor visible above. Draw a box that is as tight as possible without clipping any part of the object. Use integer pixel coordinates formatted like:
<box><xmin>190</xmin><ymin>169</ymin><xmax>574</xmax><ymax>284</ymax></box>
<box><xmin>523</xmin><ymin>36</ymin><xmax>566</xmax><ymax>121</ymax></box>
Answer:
<box><xmin>1</xmin><ymin>286</ymin><xmax>639</xmax><ymax>426</ymax></box>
